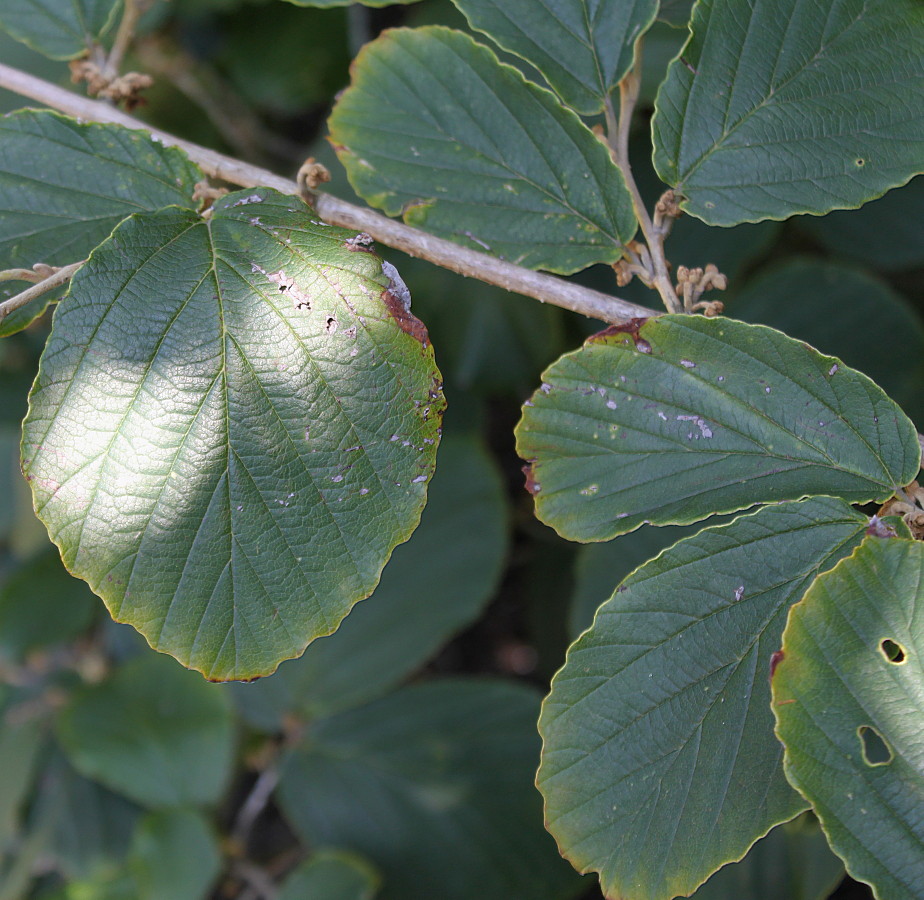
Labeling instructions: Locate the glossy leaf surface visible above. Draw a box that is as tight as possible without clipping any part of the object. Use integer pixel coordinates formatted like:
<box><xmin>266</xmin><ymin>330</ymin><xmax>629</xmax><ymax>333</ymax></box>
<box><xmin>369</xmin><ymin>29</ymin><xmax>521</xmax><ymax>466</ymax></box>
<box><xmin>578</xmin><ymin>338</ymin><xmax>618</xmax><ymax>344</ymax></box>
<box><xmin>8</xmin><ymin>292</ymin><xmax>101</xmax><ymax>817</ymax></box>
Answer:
<box><xmin>278</xmin><ymin>680</ymin><xmax>583</xmax><ymax>900</ymax></box>
<box><xmin>0</xmin><ymin>0</ymin><xmax>117</xmax><ymax>59</ymax></box>
<box><xmin>231</xmin><ymin>433</ymin><xmax>507</xmax><ymax>728</ymax></box>
<box><xmin>22</xmin><ymin>188</ymin><xmax>443</xmax><ymax>680</ymax></box>
<box><xmin>56</xmin><ymin>654</ymin><xmax>235</xmax><ymax>808</ymax></box>
<box><xmin>539</xmin><ymin>498</ymin><xmax>868</xmax><ymax>900</ymax></box>
<box><xmin>653</xmin><ymin>0</ymin><xmax>924</xmax><ymax>224</ymax></box>
<box><xmin>773</xmin><ymin>537</ymin><xmax>924</xmax><ymax>900</ymax></box>
<box><xmin>517</xmin><ymin>315</ymin><xmax>919</xmax><ymax>542</ymax></box>
<box><xmin>450</xmin><ymin>0</ymin><xmax>658</xmax><ymax>114</ymax></box>
<box><xmin>278</xmin><ymin>850</ymin><xmax>380</xmax><ymax>900</ymax></box>
<box><xmin>0</xmin><ymin>111</ymin><xmax>201</xmax><ymax>272</ymax></box>
<box><xmin>328</xmin><ymin>27</ymin><xmax>636</xmax><ymax>274</ymax></box>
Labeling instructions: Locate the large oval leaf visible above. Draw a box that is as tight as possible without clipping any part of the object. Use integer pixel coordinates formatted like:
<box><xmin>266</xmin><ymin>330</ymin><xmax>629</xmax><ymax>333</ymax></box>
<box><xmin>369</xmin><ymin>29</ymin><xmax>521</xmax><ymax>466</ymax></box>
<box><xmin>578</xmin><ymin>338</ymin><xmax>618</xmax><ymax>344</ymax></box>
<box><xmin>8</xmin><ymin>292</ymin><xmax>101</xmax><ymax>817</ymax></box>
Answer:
<box><xmin>538</xmin><ymin>497</ymin><xmax>869</xmax><ymax>900</ymax></box>
<box><xmin>22</xmin><ymin>187</ymin><xmax>444</xmax><ymax>680</ymax></box>
<box><xmin>652</xmin><ymin>0</ymin><xmax>924</xmax><ymax>225</ymax></box>
<box><xmin>277</xmin><ymin>680</ymin><xmax>584</xmax><ymax>900</ymax></box>
<box><xmin>450</xmin><ymin>0</ymin><xmax>658</xmax><ymax>115</ymax></box>
<box><xmin>773</xmin><ymin>536</ymin><xmax>924</xmax><ymax>900</ymax></box>
<box><xmin>516</xmin><ymin>315</ymin><xmax>919</xmax><ymax>542</ymax></box>
<box><xmin>0</xmin><ymin>0</ymin><xmax>117</xmax><ymax>59</ymax></box>
<box><xmin>327</xmin><ymin>26</ymin><xmax>636</xmax><ymax>274</ymax></box>
<box><xmin>230</xmin><ymin>432</ymin><xmax>507</xmax><ymax>727</ymax></box>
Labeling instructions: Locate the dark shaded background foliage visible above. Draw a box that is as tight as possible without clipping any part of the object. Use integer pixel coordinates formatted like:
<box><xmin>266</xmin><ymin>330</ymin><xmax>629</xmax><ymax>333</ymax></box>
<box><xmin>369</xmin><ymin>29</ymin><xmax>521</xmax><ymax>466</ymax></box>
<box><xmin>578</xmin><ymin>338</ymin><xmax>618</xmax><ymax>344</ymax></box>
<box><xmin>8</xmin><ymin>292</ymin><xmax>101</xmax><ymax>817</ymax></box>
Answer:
<box><xmin>0</xmin><ymin>1</ymin><xmax>920</xmax><ymax>897</ymax></box>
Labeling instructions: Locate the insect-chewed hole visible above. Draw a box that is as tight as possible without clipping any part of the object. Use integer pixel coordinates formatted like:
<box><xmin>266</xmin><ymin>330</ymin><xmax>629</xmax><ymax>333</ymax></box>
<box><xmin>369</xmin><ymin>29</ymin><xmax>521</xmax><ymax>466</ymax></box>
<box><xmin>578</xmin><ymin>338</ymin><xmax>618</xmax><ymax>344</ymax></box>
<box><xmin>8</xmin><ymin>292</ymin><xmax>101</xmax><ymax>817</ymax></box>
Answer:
<box><xmin>855</xmin><ymin>158</ymin><xmax>866</xmax><ymax>167</ymax></box>
<box><xmin>858</xmin><ymin>725</ymin><xmax>893</xmax><ymax>766</ymax></box>
<box><xmin>880</xmin><ymin>638</ymin><xmax>906</xmax><ymax>663</ymax></box>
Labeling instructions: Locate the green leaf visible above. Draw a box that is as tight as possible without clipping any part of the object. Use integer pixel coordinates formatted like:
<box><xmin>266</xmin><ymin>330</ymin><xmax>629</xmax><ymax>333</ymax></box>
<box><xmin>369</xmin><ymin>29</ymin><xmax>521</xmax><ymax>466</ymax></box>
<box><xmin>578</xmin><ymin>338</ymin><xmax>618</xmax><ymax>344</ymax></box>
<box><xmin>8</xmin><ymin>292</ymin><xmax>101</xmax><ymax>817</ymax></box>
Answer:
<box><xmin>56</xmin><ymin>654</ymin><xmax>235</xmax><ymax>808</ymax></box>
<box><xmin>730</xmin><ymin>259</ymin><xmax>924</xmax><ymax>425</ymax></box>
<box><xmin>231</xmin><ymin>432</ymin><xmax>507</xmax><ymax>728</ymax></box>
<box><xmin>0</xmin><ymin>290</ymin><xmax>54</xmax><ymax>339</ymax></box>
<box><xmin>285</xmin><ymin>0</ymin><xmax>420</xmax><ymax>6</ymax></box>
<box><xmin>32</xmin><ymin>750</ymin><xmax>141</xmax><ymax>881</ymax></box>
<box><xmin>22</xmin><ymin>187</ymin><xmax>444</xmax><ymax>681</ymax></box>
<box><xmin>516</xmin><ymin>315</ymin><xmax>920</xmax><ymax>542</ymax></box>
<box><xmin>0</xmin><ymin>708</ymin><xmax>44</xmax><ymax>847</ymax></box>
<box><xmin>278</xmin><ymin>850</ymin><xmax>381</xmax><ymax>900</ymax></box>
<box><xmin>328</xmin><ymin>26</ymin><xmax>636</xmax><ymax>275</ymax></box>
<box><xmin>773</xmin><ymin>536</ymin><xmax>924</xmax><ymax>900</ymax></box>
<box><xmin>689</xmin><ymin>815</ymin><xmax>843</xmax><ymax>900</ymax></box>
<box><xmin>449</xmin><ymin>0</ymin><xmax>658</xmax><ymax>115</ymax></box>
<box><xmin>570</xmin><ymin>520</ymin><xmax>719</xmax><ymax>638</ymax></box>
<box><xmin>652</xmin><ymin>0</ymin><xmax>924</xmax><ymax>225</ymax></box>
<box><xmin>657</xmin><ymin>0</ymin><xmax>694</xmax><ymax>27</ymax></box>
<box><xmin>0</xmin><ymin>0</ymin><xmax>118</xmax><ymax>60</ymax></box>
<box><xmin>0</xmin><ymin>549</ymin><xmax>98</xmax><ymax>660</ymax></box>
<box><xmin>538</xmin><ymin>497</ymin><xmax>869</xmax><ymax>900</ymax></box>
<box><xmin>797</xmin><ymin>176</ymin><xmax>924</xmax><ymax>273</ymax></box>
<box><xmin>0</xmin><ymin>110</ymin><xmax>202</xmax><ymax>272</ymax></box>
<box><xmin>277</xmin><ymin>680</ymin><xmax>584</xmax><ymax>900</ymax></box>
<box><xmin>128</xmin><ymin>810</ymin><xmax>221</xmax><ymax>900</ymax></box>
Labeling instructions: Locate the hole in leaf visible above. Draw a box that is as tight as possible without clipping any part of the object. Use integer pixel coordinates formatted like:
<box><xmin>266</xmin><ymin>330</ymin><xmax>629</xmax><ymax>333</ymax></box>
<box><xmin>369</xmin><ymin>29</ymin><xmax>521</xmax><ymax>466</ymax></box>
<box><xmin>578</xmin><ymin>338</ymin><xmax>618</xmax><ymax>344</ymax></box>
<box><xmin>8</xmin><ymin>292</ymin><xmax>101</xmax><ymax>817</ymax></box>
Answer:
<box><xmin>855</xmin><ymin>158</ymin><xmax>866</xmax><ymax>167</ymax></box>
<box><xmin>858</xmin><ymin>725</ymin><xmax>893</xmax><ymax>766</ymax></box>
<box><xmin>880</xmin><ymin>639</ymin><xmax>906</xmax><ymax>663</ymax></box>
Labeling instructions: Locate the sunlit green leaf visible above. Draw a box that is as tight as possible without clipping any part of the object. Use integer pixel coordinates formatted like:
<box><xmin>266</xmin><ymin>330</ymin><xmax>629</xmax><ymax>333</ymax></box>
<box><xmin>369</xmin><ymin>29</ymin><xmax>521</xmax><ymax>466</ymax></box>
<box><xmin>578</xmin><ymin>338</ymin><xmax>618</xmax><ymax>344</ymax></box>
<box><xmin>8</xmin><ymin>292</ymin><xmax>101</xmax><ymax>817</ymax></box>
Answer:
<box><xmin>231</xmin><ymin>433</ymin><xmax>507</xmax><ymax>728</ymax></box>
<box><xmin>278</xmin><ymin>680</ymin><xmax>584</xmax><ymax>900</ymax></box>
<box><xmin>773</xmin><ymin>536</ymin><xmax>924</xmax><ymax>900</ymax></box>
<box><xmin>22</xmin><ymin>188</ymin><xmax>444</xmax><ymax>680</ymax></box>
<box><xmin>328</xmin><ymin>26</ymin><xmax>636</xmax><ymax>274</ymax></box>
<box><xmin>450</xmin><ymin>0</ymin><xmax>658</xmax><ymax>114</ymax></box>
<box><xmin>278</xmin><ymin>850</ymin><xmax>380</xmax><ymax>900</ymax></box>
<box><xmin>56</xmin><ymin>654</ymin><xmax>235</xmax><ymax>808</ymax></box>
<box><xmin>0</xmin><ymin>0</ymin><xmax>119</xmax><ymax>60</ymax></box>
<box><xmin>653</xmin><ymin>0</ymin><xmax>924</xmax><ymax>224</ymax></box>
<box><xmin>516</xmin><ymin>315</ymin><xmax>919</xmax><ymax>542</ymax></box>
<box><xmin>539</xmin><ymin>497</ymin><xmax>868</xmax><ymax>900</ymax></box>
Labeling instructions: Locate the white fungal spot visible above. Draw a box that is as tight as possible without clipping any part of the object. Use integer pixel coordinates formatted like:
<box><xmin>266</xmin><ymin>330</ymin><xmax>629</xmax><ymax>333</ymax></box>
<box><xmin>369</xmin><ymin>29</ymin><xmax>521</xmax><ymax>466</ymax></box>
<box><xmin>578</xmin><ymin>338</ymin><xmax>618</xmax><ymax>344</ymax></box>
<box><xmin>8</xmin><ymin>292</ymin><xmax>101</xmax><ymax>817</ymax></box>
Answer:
<box><xmin>734</xmin><ymin>585</ymin><xmax>745</xmax><ymax>602</ymax></box>
<box><xmin>412</xmin><ymin>474</ymin><xmax>427</xmax><ymax>484</ymax></box>
<box><xmin>828</xmin><ymin>364</ymin><xmax>839</xmax><ymax>375</ymax></box>
<box><xmin>676</xmin><ymin>415</ymin><xmax>713</xmax><ymax>439</ymax></box>
<box><xmin>606</xmin><ymin>400</ymin><xmax>618</xmax><ymax>410</ymax></box>
<box><xmin>680</xmin><ymin>359</ymin><xmax>695</xmax><ymax>368</ymax></box>
<box><xmin>359</xmin><ymin>488</ymin><xmax>369</xmax><ymax>495</ymax></box>
<box><xmin>657</xmin><ymin>411</ymin><xmax>668</xmax><ymax>421</ymax></box>
<box><xmin>580</xmin><ymin>484</ymin><xmax>599</xmax><ymax>496</ymax></box>
<box><xmin>331</xmin><ymin>474</ymin><xmax>344</xmax><ymax>483</ymax></box>
<box><xmin>540</xmin><ymin>383</ymin><xmax>552</xmax><ymax>394</ymax></box>
<box><xmin>232</xmin><ymin>194</ymin><xmax>263</xmax><ymax>206</ymax></box>
<box><xmin>382</xmin><ymin>260</ymin><xmax>412</xmax><ymax>312</ymax></box>
<box><xmin>389</xmin><ymin>434</ymin><xmax>400</xmax><ymax>442</ymax></box>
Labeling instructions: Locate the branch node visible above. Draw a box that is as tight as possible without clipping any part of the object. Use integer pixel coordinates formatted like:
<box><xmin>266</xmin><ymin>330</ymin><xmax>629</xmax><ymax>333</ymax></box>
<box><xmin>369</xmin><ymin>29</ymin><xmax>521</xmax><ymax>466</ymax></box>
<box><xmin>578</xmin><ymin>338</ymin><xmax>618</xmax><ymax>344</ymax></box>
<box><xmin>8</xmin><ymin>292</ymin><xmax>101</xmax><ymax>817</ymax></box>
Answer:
<box><xmin>69</xmin><ymin>58</ymin><xmax>152</xmax><ymax>109</ymax></box>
